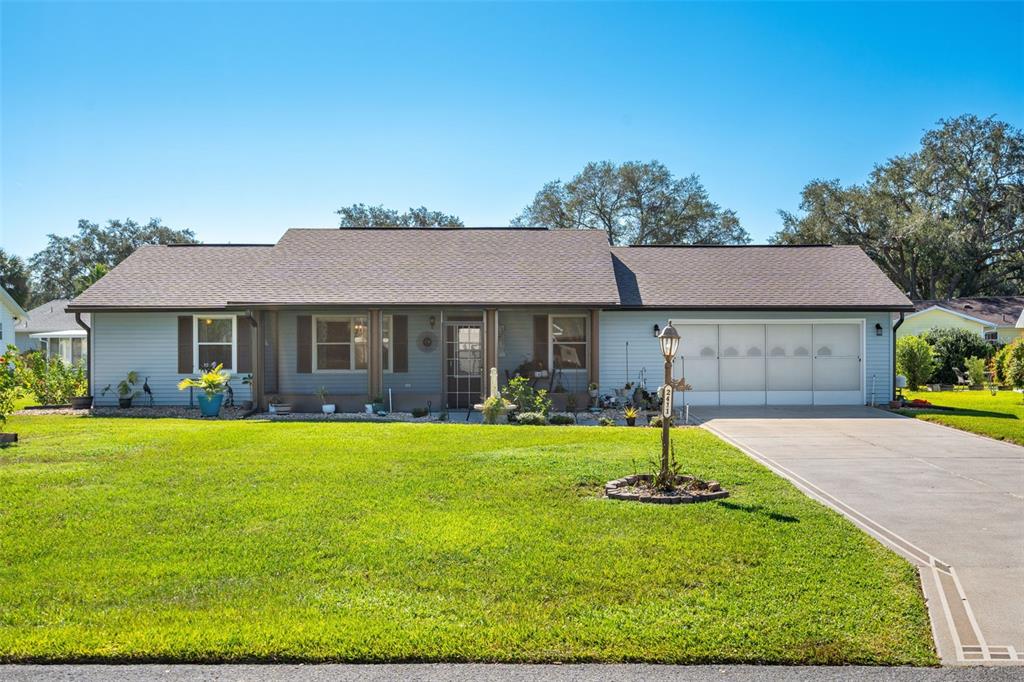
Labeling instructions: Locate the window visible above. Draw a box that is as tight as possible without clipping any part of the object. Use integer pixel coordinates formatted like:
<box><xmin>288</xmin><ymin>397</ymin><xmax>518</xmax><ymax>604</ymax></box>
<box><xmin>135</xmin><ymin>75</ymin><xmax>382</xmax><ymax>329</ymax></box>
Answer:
<box><xmin>550</xmin><ymin>315</ymin><xmax>588</xmax><ymax>370</ymax></box>
<box><xmin>194</xmin><ymin>316</ymin><xmax>235</xmax><ymax>371</ymax></box>
<box><xmin>314</xmin><ymin>315</ymin><xmax>368</xmax><ymax>371</ymax></box>
<box><xmin>984</xmin><ymin>330</ymin><xmax>998</xmax><ymax>342</ymax></box>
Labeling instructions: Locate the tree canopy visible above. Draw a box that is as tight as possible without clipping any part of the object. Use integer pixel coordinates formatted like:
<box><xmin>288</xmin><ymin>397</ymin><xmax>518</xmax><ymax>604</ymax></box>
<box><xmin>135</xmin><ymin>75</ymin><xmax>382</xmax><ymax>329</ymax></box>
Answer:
<box><xmin>511</xmin><ymin>160</ymin><xmax>749</xmax><ymax>246</ymax></box>
<box><xmin>336</xmin><ymin>204</ymin><xmax>464</xmax><ymax>228</ymax></box>
<box><xmin>0</xmin><ymin>249</ymin><xmax>31</xmax><ymax>308</ymax></box>
<box><xmin>773</xmin><ymin>115</ymin><xmax>1024</xmax><ymax>299</ymax></box>
<box><xmin>29</xmin><ymin>218</ymin><xmax>197</xmax><ymax>303</ymax></box>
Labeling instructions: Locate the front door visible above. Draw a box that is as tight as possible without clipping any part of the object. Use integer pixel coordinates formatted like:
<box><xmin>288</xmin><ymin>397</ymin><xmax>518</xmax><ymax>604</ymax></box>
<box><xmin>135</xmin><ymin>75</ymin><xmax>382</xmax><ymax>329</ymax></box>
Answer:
<box><xmin>445</xmin><ymin>322</ymin><xmax>483</xmax><ymax>409</ymax></box>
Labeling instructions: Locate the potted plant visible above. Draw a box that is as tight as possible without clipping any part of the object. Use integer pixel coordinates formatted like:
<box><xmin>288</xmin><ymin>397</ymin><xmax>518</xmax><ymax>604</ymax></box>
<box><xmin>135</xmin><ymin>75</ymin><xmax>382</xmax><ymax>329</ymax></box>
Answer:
<box><xmin>238</xmin><ymin>374</ymin><xmax>254</xmax><ymax>411</ymax></box>
<box><xmin>371</xmin><ymin>394</ymin><xmax>386</xmax><ymax>414</ymax></box>
<box><xmin>177</xmin><ymin>364</ymin><xmax>230</xmax><ymax>417</ymax></box>
<box><xmin>102</xmin><ymin>371</ymin><xmax>139</xmax><ymax>408</ymax></box>
<box><xmin>317</xmin><ymin>386</ymin><xmax>336</xmax><ymax>414</ymax></box>
<box><xmin>623</xmin><ymin>405</ymin><xmax>638</xmax><ymax>426</ymax></box>
<box><xmin>588</xmin><ymin>382</ymin><xmax>599</xmax><ymax>399</ymax></box>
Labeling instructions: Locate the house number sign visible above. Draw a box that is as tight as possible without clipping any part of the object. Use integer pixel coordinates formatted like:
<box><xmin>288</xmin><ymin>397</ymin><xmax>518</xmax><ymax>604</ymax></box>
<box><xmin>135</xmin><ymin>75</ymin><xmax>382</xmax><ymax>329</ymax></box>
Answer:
<box><xmin>662</xmin><ymin>385</ymin><xmax>673</xmax><ymax>417</ymax></box>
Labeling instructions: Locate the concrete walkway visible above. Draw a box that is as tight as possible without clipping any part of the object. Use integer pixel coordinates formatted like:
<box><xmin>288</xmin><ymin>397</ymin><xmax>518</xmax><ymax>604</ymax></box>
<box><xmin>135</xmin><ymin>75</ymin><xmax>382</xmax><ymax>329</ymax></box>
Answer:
<box><xmin>691</xmin><ymin>406</ymin><xmax>1024</xmax><ymax>666</ymax></box>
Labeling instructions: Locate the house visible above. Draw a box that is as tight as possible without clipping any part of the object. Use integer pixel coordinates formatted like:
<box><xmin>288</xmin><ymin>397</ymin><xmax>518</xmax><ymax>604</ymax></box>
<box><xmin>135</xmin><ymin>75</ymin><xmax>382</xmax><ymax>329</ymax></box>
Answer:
<box><xmin>0</xmin><ymin>288</ymin><xmax>27</xmax><ymax>352</ymax></box>
<box><xmin>897</xmin><ymin>297</ymin><xmax>1024</xmax><ymax>345</ymax></box>
<box><xmin>66</xmin><ymin>228</ymin><xmax>913</xmax><ymax>410</ymax></box>
<box><xmin>14</xmin><ymin>299</ymin><xmax>90</xmax><ymax>363</ymax></box>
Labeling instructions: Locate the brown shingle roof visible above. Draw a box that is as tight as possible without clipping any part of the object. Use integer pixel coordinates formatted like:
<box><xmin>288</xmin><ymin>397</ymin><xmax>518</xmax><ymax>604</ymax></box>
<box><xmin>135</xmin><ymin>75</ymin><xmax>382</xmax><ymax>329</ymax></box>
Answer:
<box><xmin>17</xmin><ymin>299</ymin><xmax>89</xmax><ymax>333</ymax></box>
<box><xmin>68</xmin><ymin>230</ymin><xmax>913</xmax><ymax>311</ymax></box>
<box><xmin>913</xmin><ymin>296</ymin><xmax>1024</xmax><ymax>327</ymax></box>
<box><xmin>69</xmin><ymin>245</ymin><xmax>276</xmax><ymax>309</ymax></box>
<box><xmin>611</xmin><ymin>245</ymin><xmax>913</xmax><ymax>310</ymax></box>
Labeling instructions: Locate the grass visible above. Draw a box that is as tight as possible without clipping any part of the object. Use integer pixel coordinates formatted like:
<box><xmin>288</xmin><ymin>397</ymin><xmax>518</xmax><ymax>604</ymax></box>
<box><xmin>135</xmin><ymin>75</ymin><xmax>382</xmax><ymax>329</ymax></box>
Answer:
<box><xmin>0</xmin><ymin>415</ymin><xmax>936</xmax><ymax>665</ymax></box>
<box><xmin>899</xmin><ymin>389</ymin><xmax>1024</xmax><ymax>446</ymax></box>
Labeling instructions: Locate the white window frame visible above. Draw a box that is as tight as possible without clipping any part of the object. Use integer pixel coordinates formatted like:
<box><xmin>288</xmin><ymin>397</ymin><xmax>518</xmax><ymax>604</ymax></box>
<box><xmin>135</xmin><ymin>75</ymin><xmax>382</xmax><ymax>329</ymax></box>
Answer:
<box><xmin>312</xmin><ymin>315</ymin><xmax>369</xmax><ymax>373</ymax></box>
<box><xmin>549</xmin><ymin>314</ymin><xmax>589</xmax><ymax>371</ymax></box>
<box><xmin>193</xmin><ymin>315</ymin><xmax>237</xmax><ymax>373</ymax></box>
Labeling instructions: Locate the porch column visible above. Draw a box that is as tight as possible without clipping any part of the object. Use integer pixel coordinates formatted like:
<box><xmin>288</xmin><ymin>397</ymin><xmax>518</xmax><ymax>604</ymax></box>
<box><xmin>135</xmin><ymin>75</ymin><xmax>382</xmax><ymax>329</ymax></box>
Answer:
<box><xmin>589</xmin><ymin>309</ymin><xmax>600</xmax><ymax>390</ymax></box>
<box><xmin>368</xmin><ymin>309</ymin><xmax>383</xmax><ymax>400</ymax></box>
<box><xmin>251</xmin><ymin>312</ymin><xmax>263</xmax><ymax>409</ymax></box>
<box><xmin>485</xmin><ymin>308</ymin><xmax>498</xmax><ymax>398</ymax></box>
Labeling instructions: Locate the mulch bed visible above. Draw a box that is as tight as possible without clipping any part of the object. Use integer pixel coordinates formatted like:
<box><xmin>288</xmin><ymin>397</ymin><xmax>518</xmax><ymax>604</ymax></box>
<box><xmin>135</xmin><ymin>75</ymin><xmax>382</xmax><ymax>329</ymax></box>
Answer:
<box><xmin>605</xmin><ymin>473</ymin><xmax>729</xmax><ymax>504</ymax></box>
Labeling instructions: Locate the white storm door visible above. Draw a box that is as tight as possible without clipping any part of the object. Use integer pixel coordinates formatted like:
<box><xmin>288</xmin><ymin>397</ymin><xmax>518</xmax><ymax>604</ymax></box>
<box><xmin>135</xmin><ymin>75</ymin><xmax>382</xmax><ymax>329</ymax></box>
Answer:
<box><xmin>766</xmin><ymin>324</ymin><xmax>813</xmax><ymax>405</ymax></box>
<box><xmin>677</xmin><ymin>324</ymin><xmax>719</xmax><ymax>406</ymax></box>
<box><xmin>812</xmin><ymin>323</ymin><xmax>862</xmax><ymax>405</ymax></box>
<box><xmin>718</xmin><ymin>324</ymin><xmax>766</xmax><ymax>405</ymax></box>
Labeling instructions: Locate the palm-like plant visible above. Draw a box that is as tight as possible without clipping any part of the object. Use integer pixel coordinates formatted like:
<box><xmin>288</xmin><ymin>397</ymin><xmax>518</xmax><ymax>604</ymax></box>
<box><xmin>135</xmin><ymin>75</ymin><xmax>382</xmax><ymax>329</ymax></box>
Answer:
<box><xmin>177</xmin><ymin>364</ymin><xmax>230</xmax><ymax>398</ymax></box>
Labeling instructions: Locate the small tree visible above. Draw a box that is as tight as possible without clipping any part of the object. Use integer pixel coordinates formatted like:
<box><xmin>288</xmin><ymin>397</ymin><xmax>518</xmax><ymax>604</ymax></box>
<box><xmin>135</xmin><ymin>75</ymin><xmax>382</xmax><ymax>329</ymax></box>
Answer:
<box><xmin>1006</xmin><ymin>339</ymin><xmax>1024</xmax><ymax>392</ymax></box>
<box><xmin>0</xmin><ymin>346</ymin><xmax>19</xmax><ymax>429</ymax></box>
<box><xmin>964</xmin><ymin>356</ymin><xmax>987</xmax><ymax>387</ymax></box>
<box><xmin>991</xmin><ymin>345</ymin><xmax>1011</xmax><ymax>386</ymax></box>
<box><xmin>896</xmin><ymin>336</ymin><xmax>935</xmax><ymax>390</ymax></box>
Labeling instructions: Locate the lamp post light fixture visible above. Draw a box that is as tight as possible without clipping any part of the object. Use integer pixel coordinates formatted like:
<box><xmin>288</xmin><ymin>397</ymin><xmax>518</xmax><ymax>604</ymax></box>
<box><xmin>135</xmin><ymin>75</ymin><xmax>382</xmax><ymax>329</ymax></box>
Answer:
<box><xmin>657</xmin><ymin>323</ymin><xmax>680</xmax><ymax>481</ymax></box>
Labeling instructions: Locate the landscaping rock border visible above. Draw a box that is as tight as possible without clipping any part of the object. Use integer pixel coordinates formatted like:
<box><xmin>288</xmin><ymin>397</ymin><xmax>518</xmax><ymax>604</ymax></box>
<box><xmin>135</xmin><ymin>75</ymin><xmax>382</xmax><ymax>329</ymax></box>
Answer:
<box><xmin>605</xmin><ymin>473</ymin><xmax>729</xmax><ymax>504</ymax></box>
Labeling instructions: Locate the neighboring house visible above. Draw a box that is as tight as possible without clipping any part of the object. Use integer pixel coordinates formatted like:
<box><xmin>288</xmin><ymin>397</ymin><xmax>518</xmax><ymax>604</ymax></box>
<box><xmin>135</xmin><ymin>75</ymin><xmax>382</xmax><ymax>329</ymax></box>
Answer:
<box><xmin>14</xmin><ymin>299</ymin><xmax>90</xmax><ymax>364</ymax></box>
<box><xmin>0</xmin><ymin>288</ymin><xmax>28</xmax><ymax>352</ymax></box>
<box><xmin>66</xmin><ymin>228</ymin><xmax>913</xmax><ymax>409</ymax></box>
<box><xmin>897</xmin><ymin>297</ymin><xmax>1024</xmax><ymax>345</ymax></box>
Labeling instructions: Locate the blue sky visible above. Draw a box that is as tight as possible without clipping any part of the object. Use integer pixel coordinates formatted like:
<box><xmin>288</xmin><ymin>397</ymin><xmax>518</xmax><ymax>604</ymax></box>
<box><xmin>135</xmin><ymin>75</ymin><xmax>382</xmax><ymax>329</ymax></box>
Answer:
<box><xmin>2</xmin><ymin>1</ymin><xmax>1022</xmax><ymax>258</ymax></box>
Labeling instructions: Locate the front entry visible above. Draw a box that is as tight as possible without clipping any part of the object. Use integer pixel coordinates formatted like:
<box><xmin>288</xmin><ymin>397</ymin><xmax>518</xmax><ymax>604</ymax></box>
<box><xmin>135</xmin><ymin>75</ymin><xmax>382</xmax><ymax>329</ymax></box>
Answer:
<box><xmin>444</xmin><ymin>321</ymin><xmax>483</xmax><ymax>409</ymax></box>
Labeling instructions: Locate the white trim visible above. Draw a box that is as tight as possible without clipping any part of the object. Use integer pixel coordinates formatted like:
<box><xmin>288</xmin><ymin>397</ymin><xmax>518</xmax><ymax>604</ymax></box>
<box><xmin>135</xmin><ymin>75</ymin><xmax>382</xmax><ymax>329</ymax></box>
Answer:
<box><xmin>548</xmin><ymin>313</ymin><xmax>589</xmax><ymax>372</ymax></box>
<box><xmin>668</xmin><ymin>318</ymin><xmax>866</xmax><ymax>406</ymax></box>
<box><xmin>192</xmin><ymin>314</ymin><xmax>237</xmax><ymax>374</ymax></box>
<box><xmin>29</xmin><ymin>329</ymin><xmax>87</xmax><ymax>339</ymax></box>
<box><xmin>0</xmin><ymin>287</ymin><xmax>27</xmax><ymax>319</ymax></box>
<box><xmin>382</xmin><ymin>314</ymin><xmax>394</xmax><ymax>374</ymax></box>
<box><xmin>311</xmin><ymin>314</ymin><xmax>368</xmax><ymax>374</ymax></box>
<box><xmin>905</xmin><ymin>305</ymin><xmax>995</xmax><ymax>329</ymax></box>
<box><xmin>1016</xmin><ymin>309</ymin><xmax>1024</xmax><ymax>329</ymax></box>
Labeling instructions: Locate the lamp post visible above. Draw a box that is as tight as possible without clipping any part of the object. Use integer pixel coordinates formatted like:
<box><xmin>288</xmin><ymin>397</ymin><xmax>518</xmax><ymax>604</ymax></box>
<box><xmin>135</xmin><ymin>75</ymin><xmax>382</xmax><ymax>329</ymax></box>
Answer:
<box><xmin>657</xmin><ymin>323</ymin><xmax>680</xmax><ymax>481</ymax></box>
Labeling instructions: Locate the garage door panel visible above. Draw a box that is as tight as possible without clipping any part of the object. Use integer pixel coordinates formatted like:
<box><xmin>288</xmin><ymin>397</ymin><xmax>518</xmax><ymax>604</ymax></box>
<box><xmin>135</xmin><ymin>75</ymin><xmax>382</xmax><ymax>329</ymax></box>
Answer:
<box><xmin>766</xmin><ymin>356</ymin><xmax>812</xmax><ymax>391</ymax></box>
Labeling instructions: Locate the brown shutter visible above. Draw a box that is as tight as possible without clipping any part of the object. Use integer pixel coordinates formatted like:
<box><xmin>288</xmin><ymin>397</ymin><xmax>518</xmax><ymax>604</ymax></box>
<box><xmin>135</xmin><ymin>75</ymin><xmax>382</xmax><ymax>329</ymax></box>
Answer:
<box><xmin>533</xmin><ymin>315</ymin><xmax>549</xmax><ymax>370</ymax></box>
<box><xmin>392</xmin><ymin>315</ymin><xmax>408</xmax><ymax>373</ymax></box>
<box><xmin>236</xmin><ymin>316</ymin><xmax>253</xmax><ymax>373</ymax></box>
<box><xmin>296</xmin><ymin>315</ymin><xmax>312</xmax><ymax>374</ymax></box>
<box><xmin>177</xmin><ymin>316</ymin><xmax>193</xmax><ymax>374</ymax></box>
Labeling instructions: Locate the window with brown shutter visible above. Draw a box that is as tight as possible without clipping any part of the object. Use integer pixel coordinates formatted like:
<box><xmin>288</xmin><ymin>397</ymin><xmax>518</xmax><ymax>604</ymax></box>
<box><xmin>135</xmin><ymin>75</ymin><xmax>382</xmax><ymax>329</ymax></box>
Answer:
<box><xmin>392</xmin><ymin>315</ymin><xmax>408</xmax><ymax>373</ymax></box>
<box><xmin>532</xmin><ymin>315</ymin><xmax>549</xmax><ymax>370</ymax></box>
<box><xmin>177</xmin><ymin>316</ymin><xmax>193</xmax><ymax>374</ymax></box>
<box><xmin>237</xmin><ymin>316</ymin><xmax>253</xmax><ymax>373</ymax></box>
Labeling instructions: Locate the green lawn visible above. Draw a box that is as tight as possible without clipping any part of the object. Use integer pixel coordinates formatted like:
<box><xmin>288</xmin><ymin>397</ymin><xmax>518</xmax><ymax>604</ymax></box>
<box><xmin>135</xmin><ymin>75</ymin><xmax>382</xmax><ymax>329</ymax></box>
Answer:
<box><xmin>0</xmin><ymin>415</ymin><xmax>936</xmax><ymax>665</ymax></box>
<box><xmin>900</xmin><ymin>389</ymin><xmax>1024</xmax><ymax>446</ymax></box>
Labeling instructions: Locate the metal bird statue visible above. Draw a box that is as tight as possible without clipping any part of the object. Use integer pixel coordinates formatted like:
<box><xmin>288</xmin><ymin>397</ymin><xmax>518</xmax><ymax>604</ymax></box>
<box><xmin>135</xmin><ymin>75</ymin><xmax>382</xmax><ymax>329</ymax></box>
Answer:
<box><xmin>143</xmin><ymin>377</ymin><xmax>154</xmax><ymax>406</ymax></box>
<box><xmin>224</xmin><ymin>381</ymin><xmax>234</xmax><ymax>408</ymax></box>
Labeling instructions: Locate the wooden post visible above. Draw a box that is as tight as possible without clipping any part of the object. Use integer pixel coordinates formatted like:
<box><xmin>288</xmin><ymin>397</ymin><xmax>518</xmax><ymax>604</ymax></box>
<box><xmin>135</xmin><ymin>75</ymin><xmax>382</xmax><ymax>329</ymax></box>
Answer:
<box><xmin>589</xmin><ymin>309</ymin><xmax>600</xmax><ymax>391</ymax></box>
<box><xmin>662</xmin><ymin>355</ymin><xmax>672</xmax><ymax>481</ymax></box>
<box><xmin>368</xmin><ymin>309</ymin><xmax>383</xmax><ymax>400</ymax></box>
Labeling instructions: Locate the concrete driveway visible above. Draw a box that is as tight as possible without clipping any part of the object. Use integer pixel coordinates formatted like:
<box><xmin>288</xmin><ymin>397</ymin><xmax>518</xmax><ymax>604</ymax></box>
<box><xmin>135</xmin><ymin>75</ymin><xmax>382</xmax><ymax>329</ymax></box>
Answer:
<box><xmin>691</xmin><ymin>406</ymin><xmax>1024</xmax><ymax>666</ymax></box>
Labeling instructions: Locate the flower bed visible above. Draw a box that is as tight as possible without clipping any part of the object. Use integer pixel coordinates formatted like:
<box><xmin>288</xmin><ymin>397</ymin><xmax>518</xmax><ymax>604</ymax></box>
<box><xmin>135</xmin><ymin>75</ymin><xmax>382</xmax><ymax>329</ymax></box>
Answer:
<box><xmin>605</xmin><ymin>473</ymin><xmax>728</xmax><ymax>504</ymax></box>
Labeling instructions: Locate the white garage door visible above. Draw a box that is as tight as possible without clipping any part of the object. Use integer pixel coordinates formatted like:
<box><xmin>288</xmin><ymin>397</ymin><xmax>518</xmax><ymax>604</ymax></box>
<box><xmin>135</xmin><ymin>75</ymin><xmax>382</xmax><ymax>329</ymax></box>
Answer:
<box><xmin>674</xmin><ymin>322</ymin><xmax>863</xmax><ymax>406</ymax></box>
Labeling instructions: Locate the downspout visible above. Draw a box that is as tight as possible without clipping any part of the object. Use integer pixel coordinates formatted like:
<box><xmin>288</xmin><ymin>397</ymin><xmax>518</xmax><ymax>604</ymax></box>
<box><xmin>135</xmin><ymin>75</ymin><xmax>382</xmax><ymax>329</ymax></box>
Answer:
<box><xmin>891</xmin><ymin>312</ymin><xmax>905</xmax><ymax>402</ymax></box>
<box><xmin>74</xmin><ymin>313</ymin><xmax>91</xmax><ymax>397</ymax></box>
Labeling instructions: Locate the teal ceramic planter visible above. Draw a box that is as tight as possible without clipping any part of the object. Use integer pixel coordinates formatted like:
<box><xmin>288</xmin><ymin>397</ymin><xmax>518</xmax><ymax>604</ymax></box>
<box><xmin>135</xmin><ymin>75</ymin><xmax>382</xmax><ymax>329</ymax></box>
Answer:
<box><xmin>198</xmin><ymin>393</ymin><xmax>224</xmax><ymax>417</ymax></box>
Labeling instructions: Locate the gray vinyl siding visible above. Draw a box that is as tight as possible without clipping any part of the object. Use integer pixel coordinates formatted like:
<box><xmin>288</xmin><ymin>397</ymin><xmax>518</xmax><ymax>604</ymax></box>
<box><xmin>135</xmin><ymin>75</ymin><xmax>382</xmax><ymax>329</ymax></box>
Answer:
<box><xmin>277</xmin><ymin>309</ymin><xmax>369</xmax><ymax>396</ymax></box>
<box><xmin>92</xmin><ymin>312</ymin><xmax>252</xmax><ymax>406</ymax></box>
<box><xmin>14</xmin><ymin>331</ymin><xmax>40</xmax><ymax>352</ymax></box>
<box><xmin>599</xmin><ymin>310</ymin><xmax>893</xmax><ymax>405</ymax></box>
<box><xmin>382</xmin><ymin>309</ymin><xmax>442</xmax><ymax>399</ymax></box>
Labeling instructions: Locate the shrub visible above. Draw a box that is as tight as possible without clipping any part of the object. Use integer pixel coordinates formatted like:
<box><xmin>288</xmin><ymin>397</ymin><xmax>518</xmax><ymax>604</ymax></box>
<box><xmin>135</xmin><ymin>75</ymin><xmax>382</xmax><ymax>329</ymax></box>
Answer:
<box><xmin>923</xmin><ymin>328</ymin><xmax>992</xmax><ymax>385</ymax></box>
<box><xmin>548</xmin><ymin>414</ymin><xmax>575</xmax><ymax>425</ymax></box>
<box><xmin>514</xmin><ymin>411</ymin><xmax>547</xmax><ymax>426</ymax></box>
<box><xmin>0</xmin><ymin>346</ymin><xmax>19</xmax><ymax>429</ymax></box>
<box><xmin>896</xmin><ymin>336</ymin><xmax>935</xmax><ymax>390</ymax></box>
<box><xmin>991</xmin><ymin>345</ymin><xmax>1011</xmax><ymax>386</ymax></box>
<box><xmin>411</xmin><ymin>407</ymin><xmax>429</xmax><ymax>418</ymax></box>
<box><xmin>964</xmin><ymin>356</ymin><xmax>987</xmax><ymax>387</ymax></box>
<box><xmin>1006</xmin><ymin>339</ymin><xmax>1024</xmax><ymax>391</ymax></box>
<box><xmin>480</xmin><ymin>395</ymin><xmax>513</xmax><ymax>425</ymax></box>
<box><xmin>649</xmin><ymin>415</ymin><xmax>673</xmax><ymax>428</ymax></box>
<box><xmin>16</xmin><ymin>350</ymin><xmax>87</xmax><ymax>405</ymax></box>
<box><xmin>501</xmin><ymin>375</ymin><xmax>552</xmax><ymax>417</ymax></box>
<box><xmin>597</xmin><ymin>416</ymin><xmax>615</xmax><ymax>427</ymax></box>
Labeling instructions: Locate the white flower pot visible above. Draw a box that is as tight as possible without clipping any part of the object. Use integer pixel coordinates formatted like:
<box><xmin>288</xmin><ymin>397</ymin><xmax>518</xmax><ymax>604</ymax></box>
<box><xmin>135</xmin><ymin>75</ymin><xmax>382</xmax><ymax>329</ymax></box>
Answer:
<box><xmin>365</xmin><ymin>403</ymin><xmax>374</xmax><ymax>414</ymax></box>
<box><xmin>322</xmin><ymin>404</ymin><xmax>336</xmax><ymax>414</ymax></box>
